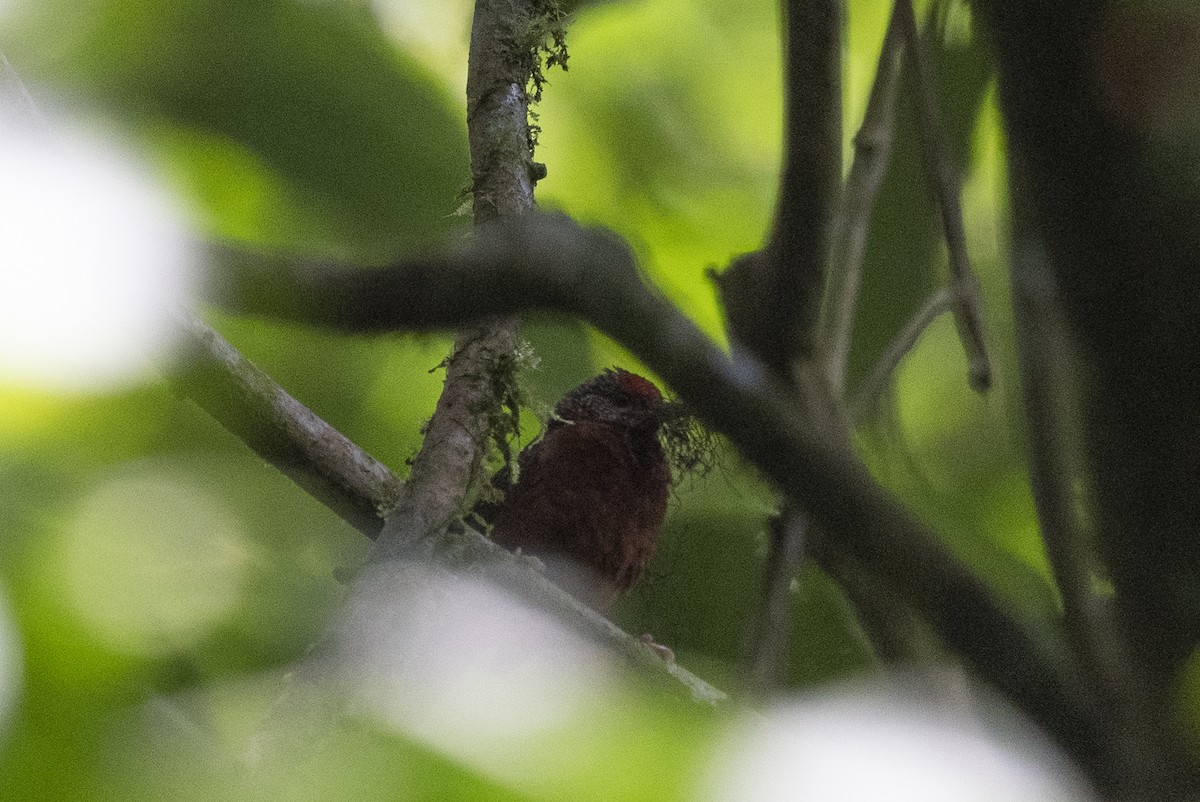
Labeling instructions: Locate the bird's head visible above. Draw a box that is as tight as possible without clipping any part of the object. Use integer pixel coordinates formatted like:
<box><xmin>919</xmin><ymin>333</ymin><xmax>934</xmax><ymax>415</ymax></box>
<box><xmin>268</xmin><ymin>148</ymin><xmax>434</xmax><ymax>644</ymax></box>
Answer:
<box><xmin>553</xmin><ymin>368</ymin><xmax>667</xmax><ymax>432</ymax></box>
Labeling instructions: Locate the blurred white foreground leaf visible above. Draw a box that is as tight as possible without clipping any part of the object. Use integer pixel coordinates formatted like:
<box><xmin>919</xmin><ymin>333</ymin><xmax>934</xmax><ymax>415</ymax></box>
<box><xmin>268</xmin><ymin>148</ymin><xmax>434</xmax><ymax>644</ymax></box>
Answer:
<box><xmin>700</xmin><ymin>675</ymin><xmax>1097</xmax><ymax>802</ymax></box>
<box><xmin>339</xmin><ymin>563</ymin><xmax>622</xmax><ymax>787</ymax></box>
<box><xmin>0</xmin><ymin>109</ymin><xmax>195</xmax><ymax>391</ymax></box>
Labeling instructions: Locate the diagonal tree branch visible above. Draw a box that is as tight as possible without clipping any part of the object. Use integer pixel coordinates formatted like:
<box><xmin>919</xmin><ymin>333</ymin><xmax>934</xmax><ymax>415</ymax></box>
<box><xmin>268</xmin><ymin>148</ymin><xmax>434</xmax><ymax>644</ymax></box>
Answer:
<box><xmin>169</xmin><ymin>310</ymin><xmax>402</xmax><ymax>536</ymax></box>
<box><xmin>206</xmin><ymin>211</ymin><xmax>1110</xmax><ymax>783</ymax></box>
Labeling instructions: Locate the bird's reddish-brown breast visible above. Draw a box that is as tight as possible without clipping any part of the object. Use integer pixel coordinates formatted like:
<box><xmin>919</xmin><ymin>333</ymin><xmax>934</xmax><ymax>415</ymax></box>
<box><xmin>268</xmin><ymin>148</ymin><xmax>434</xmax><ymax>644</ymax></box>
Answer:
<box><xmin>485</xmin><ymin>371</ymin><xmax>672</xmax><ymax>609</ymax></box>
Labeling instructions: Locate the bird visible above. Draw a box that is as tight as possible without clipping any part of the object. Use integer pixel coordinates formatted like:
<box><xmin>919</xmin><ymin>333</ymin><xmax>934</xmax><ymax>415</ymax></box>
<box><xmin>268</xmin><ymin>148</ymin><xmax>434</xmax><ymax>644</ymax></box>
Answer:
<box><xmin>474</xmin><ymin>368</ymin><xmax>672</xmax><ymax>610</ymax></box>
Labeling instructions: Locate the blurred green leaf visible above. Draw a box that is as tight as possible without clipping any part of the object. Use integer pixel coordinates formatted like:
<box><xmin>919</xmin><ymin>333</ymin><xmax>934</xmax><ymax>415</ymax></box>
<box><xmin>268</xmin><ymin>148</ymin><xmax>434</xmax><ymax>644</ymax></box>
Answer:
<box><xmin>9</xmin><ymin>0</ymin><xmax>470</xmax><ymax>257</ymax></box>
<box><xmin>535</xmin><ymin>0</ymin><xmax>782</xmax><ymax>340</ymax></box>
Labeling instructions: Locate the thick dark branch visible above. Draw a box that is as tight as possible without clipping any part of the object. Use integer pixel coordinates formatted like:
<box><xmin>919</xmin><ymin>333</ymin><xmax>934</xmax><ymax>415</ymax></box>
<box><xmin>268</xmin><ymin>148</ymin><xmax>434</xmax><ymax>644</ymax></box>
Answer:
<box><xmin>976</xmin><ymin>0</ymin><xmax>1200</xmax><ymax>685</ymax></box>
<box><xmin>208</xmin><ymin>219</ymin><xmax>577</xmax><ymax>330</ymax></box>
<box><xmin>771</xmin><ymin>0</ymin><xmax>841</xmax><ymax>364</ymax></box>
<box><xmin>208</xmin><ymin>212</ymin><xmax>1104</xmax><ymax>777</ymax></box>
<box><xmin>972</xmin><ymin>1</ymin><xmax>1200</xmax><ymax>793</ymax></box>
<box><xmin>821</xmin><ymin>0</ymin><xmax>905</xmax><ymax>398</ymax></box>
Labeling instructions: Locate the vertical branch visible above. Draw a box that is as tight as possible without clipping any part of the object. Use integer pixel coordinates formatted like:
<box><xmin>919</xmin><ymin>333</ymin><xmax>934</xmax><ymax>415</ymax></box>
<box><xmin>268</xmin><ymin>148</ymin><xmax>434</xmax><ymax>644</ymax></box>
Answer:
<box><xmin>770</xmin><ymin>0</ymin><xmax>842</xmax><ymax>368</ymax></box>
<box><xmin>373</xmin><ymin>0</ymin><xmax>553</xmax><ymax>560</ymax></box>
<box><xmin>744</xmin><ymin>510</ymin><xmax>808</xmax><ymax>695</ymax></box>
<box><xmin>716</xmin><ymin>0</ymin><xmax>841</xmax><ymax>377</ymax></box>
<box><xmin>896</xmin><ymin>0</ymin><xmax>992</xmax><ymax>392</ymax></box>
<box><xmin>465</xmin><ymin>3</ymin><xmax>546</xmax><ymax>225</ymax></box>
<box><xmin>723</xmin><ymin>0</ymin><xmax>841</xmax><ymax>697</ymax></box>
<box><xmin>737</xmin><ymin>0</ymin><xmax>842</xmax><ymax>693</ymax></box>
<box><xmin>1008</xmin><ymin>176</ymin><xmax>1162</xmax><ymax>799</ymax></box>
<box><xmin>245</xmin><ymin>1</ymin><xmax>569</xmax><ymax>760</ymax></box>
<box><xmin>822</xmin><ymin>2</ymin><xmax>906</xmax><ymax>399</ymax></box>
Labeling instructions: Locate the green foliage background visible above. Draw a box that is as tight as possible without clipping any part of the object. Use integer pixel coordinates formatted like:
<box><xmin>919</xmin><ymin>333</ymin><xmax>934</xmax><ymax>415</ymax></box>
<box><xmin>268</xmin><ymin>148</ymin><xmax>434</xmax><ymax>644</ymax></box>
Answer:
<box><xmin>0</xmin><ymin>0</ymin><xmax>1060</xmax><ymax>798</ymax></box>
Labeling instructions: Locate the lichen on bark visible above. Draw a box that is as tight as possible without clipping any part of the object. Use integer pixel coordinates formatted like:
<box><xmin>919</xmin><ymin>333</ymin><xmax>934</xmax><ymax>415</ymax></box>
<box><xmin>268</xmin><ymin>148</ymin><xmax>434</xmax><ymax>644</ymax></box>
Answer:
<box><xmin>374</xmin><ymin>0</ymin><xmax>570</xmax><ymax>561</ymax></box>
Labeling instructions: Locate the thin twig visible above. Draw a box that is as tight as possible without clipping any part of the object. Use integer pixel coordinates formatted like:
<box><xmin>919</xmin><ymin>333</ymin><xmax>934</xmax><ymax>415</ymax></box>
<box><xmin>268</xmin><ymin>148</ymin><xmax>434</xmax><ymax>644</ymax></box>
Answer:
<box><xmin>744</xmin><ymin>509</ymin><xmax>808</xmax><ymax>695</ymax></box>
<box><xmin>821</xmin><ymin>1</ymin><xmax>906</xmax><ymax>399</ymax></box>
<box><xmin>849</xmin><ymin>287</ymin><xmax>951</xmax><ymax>422</ymax></box>
<box><xmin>896</xmin><ymin>0</ymin><xmax>991</xmax><ymax>392</ymax></box>
<box><xmin>0</xmin><ymin>47</ymin><xmax>49</xmax><ymax>130</ymax></box>
<box><xmin>1010</xmin><ymin>239</ymin><xmax>1106</xmax><ymax>684</ymax></box>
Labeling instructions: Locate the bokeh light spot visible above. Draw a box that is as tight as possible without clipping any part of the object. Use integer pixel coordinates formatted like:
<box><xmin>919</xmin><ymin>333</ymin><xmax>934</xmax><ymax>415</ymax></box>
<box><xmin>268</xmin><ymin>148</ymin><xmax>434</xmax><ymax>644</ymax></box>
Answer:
<box><xmin>0</xmin><ymin>586</ymin><xmax>23</xmax><ymax>741</ymax></box>
<box><xmin>342</xmin><ymin>564</ymin><xmax>620</xmax><ymax>786</ymax></box>
<box><xmin>0</xmin><ymin>120</ymin><xmax>196</xmax><ymax>392</ymax></box>
<box><xmin>701</xmin><ymin>678</ymin><xmax>1097</xmax><ymax>802</ymax></box>
<box><xmin>59</xmin><ymin>467</ymin><xmax>248</xmax><ymax>657</ymax></box>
